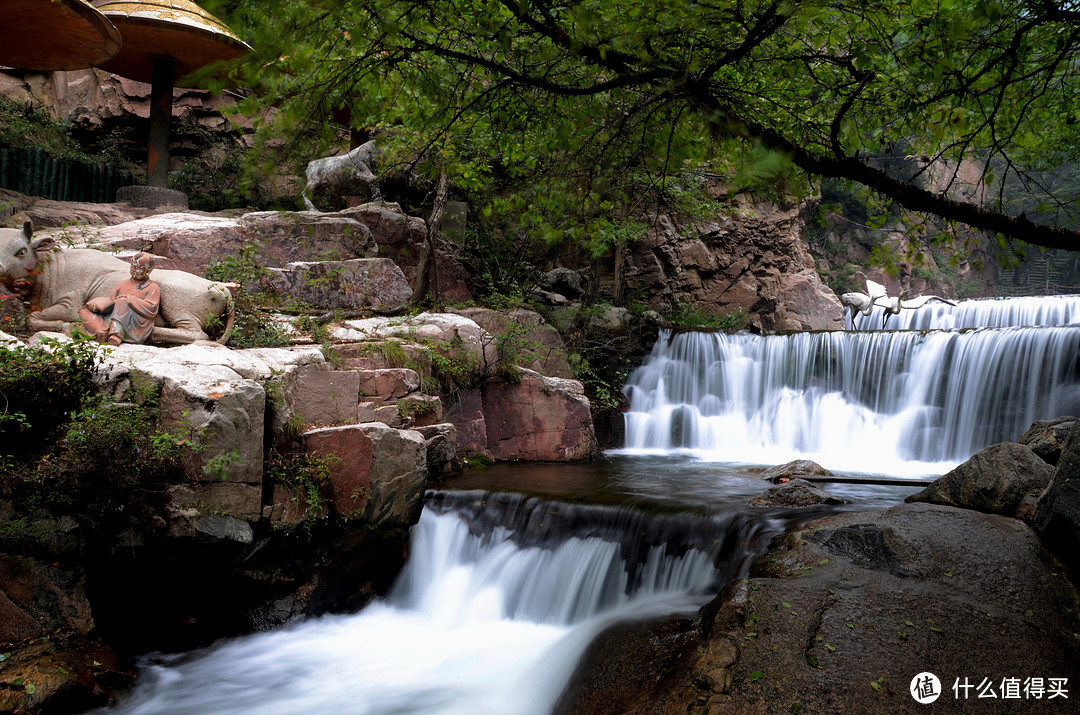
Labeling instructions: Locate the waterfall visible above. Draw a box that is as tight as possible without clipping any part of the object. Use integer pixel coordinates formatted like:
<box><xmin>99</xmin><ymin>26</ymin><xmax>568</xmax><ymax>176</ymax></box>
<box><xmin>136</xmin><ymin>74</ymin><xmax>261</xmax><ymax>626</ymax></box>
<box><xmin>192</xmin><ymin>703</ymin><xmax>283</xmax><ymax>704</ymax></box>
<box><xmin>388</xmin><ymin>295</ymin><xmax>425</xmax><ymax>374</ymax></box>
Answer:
<box><xmin>851</xmin><ymin>293</ymin><xmax>1080</xmax><ymax>330</ymax></box>
<box><xmin>98</xmin><ymin>495</ymin><xmax>783</xmax><ymax>715</ymax></box>
<box><xmin>622</xmin><ymin>297</ymin><xmax>1080</xmax><ymax>475</ymax></box>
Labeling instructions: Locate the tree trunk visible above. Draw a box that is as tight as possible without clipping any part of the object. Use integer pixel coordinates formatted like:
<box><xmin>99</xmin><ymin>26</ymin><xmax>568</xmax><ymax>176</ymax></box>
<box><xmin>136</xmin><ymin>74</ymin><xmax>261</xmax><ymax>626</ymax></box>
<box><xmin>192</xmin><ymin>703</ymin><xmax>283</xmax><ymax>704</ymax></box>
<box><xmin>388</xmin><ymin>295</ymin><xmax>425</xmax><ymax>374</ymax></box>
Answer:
<box><xmin>613</xmin><ymin>238</ymin><xmax>626</xmax><ymax>307</ymax></box>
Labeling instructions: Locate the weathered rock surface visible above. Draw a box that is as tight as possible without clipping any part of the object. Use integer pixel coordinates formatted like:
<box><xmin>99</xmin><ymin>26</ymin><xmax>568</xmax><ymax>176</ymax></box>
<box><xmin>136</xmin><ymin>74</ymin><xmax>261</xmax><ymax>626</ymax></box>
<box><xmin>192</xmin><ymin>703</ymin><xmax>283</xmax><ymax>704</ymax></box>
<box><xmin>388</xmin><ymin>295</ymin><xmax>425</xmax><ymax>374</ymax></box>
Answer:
<box><xmin>263</xmin><ymin>259</ymin><xmax>412</xmax><ymax>311</ymax></box>
<box><xmin>414</xmin><ymin>423</ymin><xmax>461</xmax><ymax>480</ymax></box>
<box><xmin>748</xmin><ymin>479</ymin><xmax>846</xmax><ymax>507</ymax></box>
<box><xmin>452</xmin><ymin>307</ymin><xmax>574</xmax><ymax>379</ymax></box>
<box><xmin>1035</xmin><ymin>421</ymin><xmax>1080</xmax><ymax>577</ymax></box>
<box><xmin>1021</xmin><ymin>416</ymin><xmax>1077</xmax><ymax>466</ymax></box>
<box><xmin>335</xmin><ymin>313</ymin><xmax>497</xmax><ymax>367</ymax></box>
<box><xmin>481</xmin><ymin>370</ymin><xmax>597</xmax><ymax>461</ymax></box>
<box><xmin>303</xmin><ymin>423</ymin><xmax>427</xmax><ymax>525</ymax></box>
<box><xmin>564</xmin><ymin>503</ymin><xmax>1080</xmax><ymax>714</ymax></box>
<box><xmin>762</xmin><ymin>459</ymin><xmax>832</xmax><ymax>481</ymax></box>
<box><xmin>0</xmin><ymin>555</ymin><xmax>93</xmax><ymax>641</ymax></box>
<box><xmin>907</xmin><ymin>442</ymin><xmax>1053</xmax><ymax>519</ymax></box>
<box><xmin>621</xmin><ymin>203</ymin><xmax>843</xmax><ymax>331</ymax></box>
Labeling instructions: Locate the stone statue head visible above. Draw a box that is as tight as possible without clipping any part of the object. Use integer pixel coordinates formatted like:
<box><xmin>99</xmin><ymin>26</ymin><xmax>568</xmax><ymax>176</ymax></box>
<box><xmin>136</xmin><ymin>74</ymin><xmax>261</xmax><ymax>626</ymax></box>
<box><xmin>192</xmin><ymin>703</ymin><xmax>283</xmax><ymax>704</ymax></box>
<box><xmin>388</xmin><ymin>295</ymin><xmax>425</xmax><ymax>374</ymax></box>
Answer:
<box><xmin>130</xmin><ymin>252</ymin><xmax>156</xmax><ymax>281</ymax></box>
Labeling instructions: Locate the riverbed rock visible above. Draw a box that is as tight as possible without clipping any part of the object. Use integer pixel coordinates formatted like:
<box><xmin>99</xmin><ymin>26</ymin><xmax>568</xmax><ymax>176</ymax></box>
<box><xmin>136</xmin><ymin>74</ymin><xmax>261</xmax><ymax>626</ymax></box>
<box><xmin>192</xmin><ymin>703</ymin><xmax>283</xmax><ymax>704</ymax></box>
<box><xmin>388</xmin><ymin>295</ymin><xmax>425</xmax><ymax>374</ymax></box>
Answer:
<box><xmin>1035</xmin><ymin>421</ymin><xmax>1080</xmax><ymax>577</ymax></box>
<box><xmin>563</xmin><ymin>502</ymin><xmax>1080</xmax><ymax>714</ymax></box>
<box><xmin>1020</xmin><ymin>416</ymin><xmax>1077</xmax><ymax>466</ymax></box>
<box><xmin>906</xmin><ymin>442</ymin><xmax>1053</xmax><ymax>518</ymax></box>
<box><xmin>303</xmin><ymin>423</ymin><xmax>427</xmax><ymax>525</ymax></box>
<box><xmin>481</xmin><ymin>370</ymin><xmax>597</xmax><ymax>461</ymax></box>
<box><xmin>748</xmin><ymin>478</ymin><xmax>846</xmax><ymax>507</ymax></box>
<box><xmin>762</xmin><ymin>459</ymin><xmax>832</xmax><ymax>481</ymax></box>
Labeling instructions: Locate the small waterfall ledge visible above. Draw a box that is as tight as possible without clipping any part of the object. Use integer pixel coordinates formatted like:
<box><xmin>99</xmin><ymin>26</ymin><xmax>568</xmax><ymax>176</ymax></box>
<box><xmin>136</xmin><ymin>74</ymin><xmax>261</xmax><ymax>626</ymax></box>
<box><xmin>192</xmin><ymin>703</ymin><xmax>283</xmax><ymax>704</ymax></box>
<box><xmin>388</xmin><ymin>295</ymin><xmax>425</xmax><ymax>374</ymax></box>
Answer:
<box><xmin>622</xmin><ymin>295</ymin><xmax>1080</xmax><ymax>474</ymax></box>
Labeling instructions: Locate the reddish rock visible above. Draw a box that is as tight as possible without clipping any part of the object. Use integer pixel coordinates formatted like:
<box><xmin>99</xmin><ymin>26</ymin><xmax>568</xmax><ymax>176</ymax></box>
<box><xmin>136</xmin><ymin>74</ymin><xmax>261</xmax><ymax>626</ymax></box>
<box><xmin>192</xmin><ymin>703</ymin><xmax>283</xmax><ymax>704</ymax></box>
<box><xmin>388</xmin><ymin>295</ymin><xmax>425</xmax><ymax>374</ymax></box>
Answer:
<box><xmin>341</xmin><ymin>203</ymin><xmax>474</xmax><ymax>303</ymax></box>
<box><xmin>281</xmin><ymin>366</ymin><xmax>361</xmax><ymax>428</ymax></box>
<box><xmin>0</xmin><ymin>590</ymin><xmax>41</xmax><ymax>644</ymax></box>
<box><xmin>0</xmin><ymin>556</ymin><xmax>93</xmax><ymax>637</ymax></box>
<box><xmin>444</xmin><ymin>388</ymin><xmax>491</xmax><ymax>460</ymax></box>
<box><xmin>481</xmin><ymin>370</ymin><xmax>597</xmax><ymax>461</ymax></box>
<box><xmin>303</xmin><ymin>423</ymin><xmax>426</xmax><ymax>525</ymax></box>
<box><xmin>397</xmin><ymin>394</ymin><xmax>444</xmax><ymax>427</ymax></box>
<box><xmin>356</xmin><ymin>368</ymin><xmax>421</xmax><ymax>403</ymax></box>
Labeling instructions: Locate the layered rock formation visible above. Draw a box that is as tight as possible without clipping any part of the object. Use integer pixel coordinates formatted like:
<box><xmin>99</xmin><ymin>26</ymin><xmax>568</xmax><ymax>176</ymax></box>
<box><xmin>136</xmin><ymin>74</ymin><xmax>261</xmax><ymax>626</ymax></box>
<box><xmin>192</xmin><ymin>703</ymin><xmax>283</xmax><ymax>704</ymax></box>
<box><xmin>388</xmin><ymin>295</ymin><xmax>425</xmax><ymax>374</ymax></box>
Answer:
<box><xmin>620</xmin><ymin>200</ymin><xmax>843</xmax><ymax>332</ymax></box>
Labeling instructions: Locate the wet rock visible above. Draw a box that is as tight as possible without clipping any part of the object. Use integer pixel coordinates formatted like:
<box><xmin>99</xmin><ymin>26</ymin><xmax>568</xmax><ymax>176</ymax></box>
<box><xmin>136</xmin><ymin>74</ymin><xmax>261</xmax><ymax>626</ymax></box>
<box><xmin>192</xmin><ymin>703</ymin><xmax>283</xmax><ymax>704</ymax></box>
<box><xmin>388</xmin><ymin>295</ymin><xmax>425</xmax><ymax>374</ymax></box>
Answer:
<box><xmin>0</xmin><ymin>635</ymin><xmax>131</xmax><ymax>715</ymax></box>
<box><xmin>191</xmin><ymin>514</ymin><xmax>254</xmax><ymax>545</ymax></box>
<box><xmin>748</xmin><ymin>478</ymin><xmax>846</xmax><ymax>507</ymax></box>
<box><xmin>1035</xmin><ymin>421</ymin><xmax>1080</xmax><ymax>577</ymax></box>
<box><xmin>0</xmin><ymin>556</ymin><xmax>93</xmax><ymax>638</ymax></box>
<box><xmin>906</xmin><ymin>442</ymin><xmax>1053</xmax><ymax>518</ymax></box>
<box><xmin>414</xmin><ymin>423</ymin><xmax>461</xmax><ymax>480</ymax></box>
<box><xmin>1020</xmin><ymin>416</ymin><xmax>1077</xmax><ymax>466</ymax></box>
<box><xmin>762</xmin><ymin>459</ymin><xmax>832</xmax><ymax>481</ymax></box>
<box><xmin>570</xmin><ymin>503</ymin><xmax>1080</xmax><ymax>714</ymax></box>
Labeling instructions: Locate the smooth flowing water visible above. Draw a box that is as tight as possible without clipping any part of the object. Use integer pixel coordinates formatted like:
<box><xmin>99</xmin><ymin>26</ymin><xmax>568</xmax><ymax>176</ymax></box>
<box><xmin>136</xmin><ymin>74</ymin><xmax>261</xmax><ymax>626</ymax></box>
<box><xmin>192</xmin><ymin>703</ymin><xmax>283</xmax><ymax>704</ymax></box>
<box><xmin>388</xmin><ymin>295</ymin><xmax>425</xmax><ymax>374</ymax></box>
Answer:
<box><xmin>98</xmin><ymin>294</ymin><xmax>1080</xmax><ymax>714</ymax></box>
<box><xmin>99</xmin><ymin>493</ymin><xmax>786</xmax><ymax>715</ymax></box>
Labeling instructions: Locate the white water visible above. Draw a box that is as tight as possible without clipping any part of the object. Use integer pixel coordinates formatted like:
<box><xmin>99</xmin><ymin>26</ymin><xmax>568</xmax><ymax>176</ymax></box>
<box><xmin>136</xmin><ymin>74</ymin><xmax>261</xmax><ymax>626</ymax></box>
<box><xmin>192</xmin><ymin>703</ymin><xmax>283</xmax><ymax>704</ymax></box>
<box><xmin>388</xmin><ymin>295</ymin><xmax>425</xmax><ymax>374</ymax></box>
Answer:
<box><xmin>100</xmin><ymin>508</ymin><xmax>724</xmax><ymax>715</ymax></box>
<box><xmin>850</xmin><ymin>293</ymin><xmax>1080</xmax><ymax>330</ymax></box>
<box><xmin>622</xmin><ymin>301</ymin><xmax>1080</xmax><ymax>475</ymax></box>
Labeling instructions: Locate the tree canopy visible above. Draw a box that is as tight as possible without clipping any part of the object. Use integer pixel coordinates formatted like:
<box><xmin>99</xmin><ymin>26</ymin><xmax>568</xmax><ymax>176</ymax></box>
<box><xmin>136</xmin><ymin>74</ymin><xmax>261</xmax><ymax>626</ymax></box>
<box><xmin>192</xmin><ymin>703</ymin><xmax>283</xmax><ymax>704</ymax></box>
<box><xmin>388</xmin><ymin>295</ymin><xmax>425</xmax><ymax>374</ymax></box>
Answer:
<box><xmin>219</xmin><ymin>0</ymin><xmax>1080</xmax><ymax>253</ymax></box>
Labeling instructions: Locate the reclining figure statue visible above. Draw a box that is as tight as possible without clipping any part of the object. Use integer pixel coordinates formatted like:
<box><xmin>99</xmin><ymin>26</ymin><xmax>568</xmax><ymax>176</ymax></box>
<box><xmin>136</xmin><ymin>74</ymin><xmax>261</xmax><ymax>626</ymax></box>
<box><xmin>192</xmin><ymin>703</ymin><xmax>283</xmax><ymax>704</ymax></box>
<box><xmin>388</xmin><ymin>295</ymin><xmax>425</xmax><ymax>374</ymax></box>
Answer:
<box><xmin>0</xmin><ymin>221</ymin><xmax>234</xmax><ymax>345</ymax></box>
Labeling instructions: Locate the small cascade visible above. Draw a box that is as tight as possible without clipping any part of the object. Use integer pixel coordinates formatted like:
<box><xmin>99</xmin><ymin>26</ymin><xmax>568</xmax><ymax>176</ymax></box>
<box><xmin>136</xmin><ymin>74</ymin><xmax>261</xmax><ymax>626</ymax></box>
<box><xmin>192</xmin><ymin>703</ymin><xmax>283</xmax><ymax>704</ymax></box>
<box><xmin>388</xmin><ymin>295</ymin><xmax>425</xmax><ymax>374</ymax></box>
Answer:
<box><xmin>623</xmin><ymin>297</ymin><xmax>1080</xmax><ymax>473</ymax></box>
<box><xmin>99</xmin><ymin>494</ymin><xmax>785</xmax><ymax>715</ymax></box>
<box><xmin>852</xmin><ymin>293</ymin><xmax>1080</xmax><ymax>330</ymax></box>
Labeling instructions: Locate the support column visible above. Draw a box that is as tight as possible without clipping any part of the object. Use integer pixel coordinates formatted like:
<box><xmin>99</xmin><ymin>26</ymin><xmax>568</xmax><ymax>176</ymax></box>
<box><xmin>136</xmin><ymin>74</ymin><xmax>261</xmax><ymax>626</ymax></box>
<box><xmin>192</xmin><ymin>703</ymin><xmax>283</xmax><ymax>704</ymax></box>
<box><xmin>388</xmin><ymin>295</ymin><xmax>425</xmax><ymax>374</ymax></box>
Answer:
<box><xmin>147</xmin><ymin>55</ymin><xmax>176</xmax><ymax>188</ymax></box>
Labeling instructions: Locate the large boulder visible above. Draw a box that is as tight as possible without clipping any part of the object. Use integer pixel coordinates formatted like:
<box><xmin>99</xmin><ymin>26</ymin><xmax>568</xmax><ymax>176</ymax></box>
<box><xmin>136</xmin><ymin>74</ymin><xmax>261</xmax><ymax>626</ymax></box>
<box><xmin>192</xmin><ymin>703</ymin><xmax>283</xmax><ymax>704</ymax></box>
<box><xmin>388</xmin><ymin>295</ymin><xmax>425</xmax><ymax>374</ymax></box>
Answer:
<box><xmin>414</xmin><ymin>423</ymin><xmax>461</xmax><ymax>480</ymax></box>
<box><xmin>762</xmin><ymin>459</ymin><xmax>832</xmax><ymax>481</ymax></box>
<box><xmin>563</xmin><ymin>503</ymin><xmax>1080</xmax><ymax>714</ymax></box>
<box><xmin>303</xmin><ymin>423</ymin><xmax>427</xmax><ymax>526</ymax></box>
<box><xmin>748</xmin><ymin>478</ymin><xmax>846</xmax><ymax>507</ymax></box>
<box><xmin>1035</xmin><ymin>421</ymin><xmax>1080</xmax><ymax>576</ymax></box>
<box><xmin>481</xmin><ymin>369</ymin><xmax>597</xmax><ymax>461</ymax></box>
<box><xmin>262</xmin><ymin>258</ymin><xmax>412</xmax><ymax>312</ymax></box>
<box><xmin>907</xmin><ymin>442</ymin><xmax>1053</xmax><ymax>518</ymax></box>
<box><xmin>1020</xmin><ymin>416</ymin><xmax>1077</xmax><ymax>466</ymax></box>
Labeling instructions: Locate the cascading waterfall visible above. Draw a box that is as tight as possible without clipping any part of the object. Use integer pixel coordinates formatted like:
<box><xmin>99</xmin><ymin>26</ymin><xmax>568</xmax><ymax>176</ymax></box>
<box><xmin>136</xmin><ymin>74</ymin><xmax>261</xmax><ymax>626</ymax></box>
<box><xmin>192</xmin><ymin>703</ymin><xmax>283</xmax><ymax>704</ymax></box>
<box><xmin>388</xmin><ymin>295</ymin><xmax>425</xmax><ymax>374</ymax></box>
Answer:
<box><xmin>851</xmin><ymin>293</ymin><xmax>1080</xmax><ymax>330</ymax></box>
<box><xmin>623</xmin><ymin>296</ymin><xmax>1080</xmax><ymax>475</ymax></box>
<box><xmin>98</xmin><ymin>494</ymin><xmax>782</xmax><ymax>715</ymax></box>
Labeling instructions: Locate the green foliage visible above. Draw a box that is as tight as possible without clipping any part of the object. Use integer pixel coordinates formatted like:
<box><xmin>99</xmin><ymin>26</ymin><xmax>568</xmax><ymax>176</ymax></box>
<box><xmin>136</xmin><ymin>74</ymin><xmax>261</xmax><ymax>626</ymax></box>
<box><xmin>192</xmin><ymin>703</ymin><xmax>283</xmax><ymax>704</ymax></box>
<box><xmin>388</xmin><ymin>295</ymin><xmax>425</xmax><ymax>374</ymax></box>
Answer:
<box><xmin>264</xmin><ymin>449</ymin><xmax>340</xmax><ymax>521</ymax></box>
<box><xmin>0</xmin><ymin>338</ymin><xmax>185</xmax><ymax>514</ymax></box>
<box><xmin>0</xmin><ymin>335</ymin><xmax>101</xmax><ymax>460</ymax></box>
<box><xmin>203</xmin><ymin>245</ymin><xmax>291</xmax><ymax>348</ymax></box>
<box><xmin>217</xmin><ymin>0</ymin><xmax>1080</xmax><ymax>254</ymax></box>
<box><xmin>0</xmin><ymin>96</ymin><xmax>91</xmax><ymax>161</ymax></box>
<box><xmin>664</xmin><ymin>302</ymin><xmax>748</xmax><ymax>331</ymax></box>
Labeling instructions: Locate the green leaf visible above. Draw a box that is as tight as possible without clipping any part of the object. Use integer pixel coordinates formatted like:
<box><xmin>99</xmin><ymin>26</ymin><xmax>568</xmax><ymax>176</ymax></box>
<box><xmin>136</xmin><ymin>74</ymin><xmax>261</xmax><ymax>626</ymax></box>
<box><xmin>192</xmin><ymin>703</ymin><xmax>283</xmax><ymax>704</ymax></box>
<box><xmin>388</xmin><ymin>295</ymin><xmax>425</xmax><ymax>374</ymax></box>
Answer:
<box><xmin>24</xmin><ymin>683</ymin><xmax>35</xmax><ymax>695</ymax></box>
<box><xmin>751</xmin><ymin>671</ymin><xmax>764</xmax><ymax>682</ymax></box>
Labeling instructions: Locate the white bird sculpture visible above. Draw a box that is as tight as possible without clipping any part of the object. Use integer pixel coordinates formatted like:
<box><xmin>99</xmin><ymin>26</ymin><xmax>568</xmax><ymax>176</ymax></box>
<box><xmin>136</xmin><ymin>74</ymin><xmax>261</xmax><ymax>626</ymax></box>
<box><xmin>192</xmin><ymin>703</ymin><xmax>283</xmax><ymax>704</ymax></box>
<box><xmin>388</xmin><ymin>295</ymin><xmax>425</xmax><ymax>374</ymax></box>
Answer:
<box><xmin>840</xmin><ymin>279</ymin><xmax>888</xmax><ymax>330</ymax></box>
<box><xmin>877</xmin><ymin>293</ymin><xmax>957</xmax><ymax>329</ymax></box>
